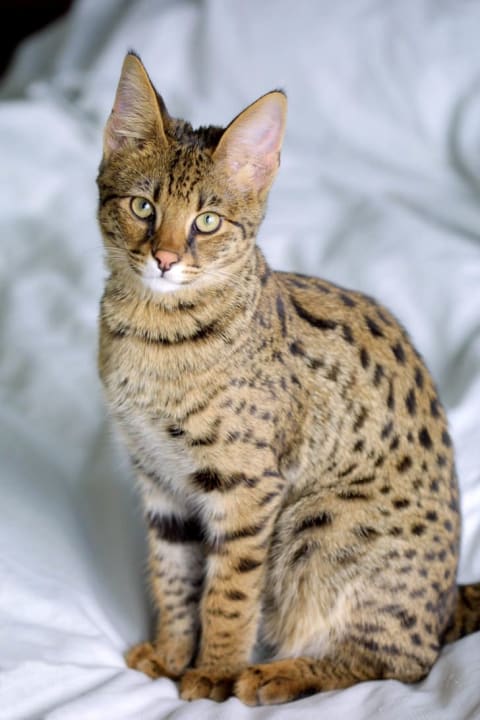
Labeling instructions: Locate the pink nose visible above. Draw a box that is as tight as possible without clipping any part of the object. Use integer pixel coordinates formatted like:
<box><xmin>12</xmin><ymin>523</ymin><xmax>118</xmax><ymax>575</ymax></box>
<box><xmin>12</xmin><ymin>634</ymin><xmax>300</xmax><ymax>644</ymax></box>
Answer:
<box><xmin>154</xmin><ymin>250</ymin><xmax>179</xmax><ymax>272</ymax></box>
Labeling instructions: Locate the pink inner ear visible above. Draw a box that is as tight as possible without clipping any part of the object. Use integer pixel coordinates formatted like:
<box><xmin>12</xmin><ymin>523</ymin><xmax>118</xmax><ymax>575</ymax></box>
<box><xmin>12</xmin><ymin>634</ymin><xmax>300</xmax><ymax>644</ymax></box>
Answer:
<box><xmin>213</xmin><ymin>92</ymin><xmax>287</xmax><ymax>191</ymax></box>
<box><xmin>238</xmin><ymin>102</ymin><xmax>285</xmax><ymax>155</ymax></box>
<box><xmin>113</xmin><ymin>75</ymin><xmax>140</xmax><ymax>118</ymax></box>
<box><xmin>103</xmin><ymin>54</ymin><xmax>168</xmax><ymax>155</ymax></box>
<box><xmin>255</xmin><ymin>122</ymin><xmax>281</xmax><ymax>153</ymax></box>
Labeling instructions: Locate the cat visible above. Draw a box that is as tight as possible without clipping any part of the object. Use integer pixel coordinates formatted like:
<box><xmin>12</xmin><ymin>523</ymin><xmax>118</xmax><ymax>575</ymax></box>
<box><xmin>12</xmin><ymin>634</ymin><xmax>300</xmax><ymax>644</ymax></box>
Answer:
<box><xmin>96</xmin><ymin>52</ymin><xmax>480</xmax><ymax>705</ymax></box>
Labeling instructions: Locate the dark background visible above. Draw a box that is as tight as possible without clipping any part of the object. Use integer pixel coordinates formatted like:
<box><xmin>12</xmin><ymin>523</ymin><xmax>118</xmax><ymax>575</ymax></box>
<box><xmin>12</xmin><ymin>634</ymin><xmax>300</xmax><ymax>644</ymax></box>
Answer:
<box><xmin>0</xmin><ymin>0</ymin><xmax>73</xmax><ymax>77</ymax></box>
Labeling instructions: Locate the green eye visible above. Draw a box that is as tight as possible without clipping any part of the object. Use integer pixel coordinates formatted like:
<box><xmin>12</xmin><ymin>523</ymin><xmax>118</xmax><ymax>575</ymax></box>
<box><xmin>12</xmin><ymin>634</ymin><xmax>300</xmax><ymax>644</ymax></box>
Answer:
<box><xmin>131</xmin><ymin>196</ymin><xmax>155</xmax><ymax>219</ymax></box>
<box><xmin>194</xmin><ymin>212</ymin><xmax>221</xmax><ymax>234</ymax></box>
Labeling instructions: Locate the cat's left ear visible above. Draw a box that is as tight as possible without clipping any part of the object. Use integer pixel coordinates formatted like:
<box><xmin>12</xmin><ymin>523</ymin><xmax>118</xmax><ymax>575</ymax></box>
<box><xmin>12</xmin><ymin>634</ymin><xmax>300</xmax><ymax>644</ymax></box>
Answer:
<box><xmin>103</xmin><ymin>52</ymin><xmax>168</xmax><ymax>158</ymax></box>
<box><xmin>213</xmin><ymin>91</ymin><xmax>287</xmax><ymax>196</ymax></box>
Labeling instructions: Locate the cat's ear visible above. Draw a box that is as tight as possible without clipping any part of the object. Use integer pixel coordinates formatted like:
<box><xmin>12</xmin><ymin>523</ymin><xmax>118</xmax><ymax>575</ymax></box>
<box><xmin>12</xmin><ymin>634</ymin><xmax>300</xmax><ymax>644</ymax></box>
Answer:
<box><xmin>213</xmin><ymin>91</ymin><xmax>287</xmax><ymax>195</ymax></box>
<box><xmin>103</xmin><ymin>52</ymin><xmax>168</xmax><ymax>157</ymax></box>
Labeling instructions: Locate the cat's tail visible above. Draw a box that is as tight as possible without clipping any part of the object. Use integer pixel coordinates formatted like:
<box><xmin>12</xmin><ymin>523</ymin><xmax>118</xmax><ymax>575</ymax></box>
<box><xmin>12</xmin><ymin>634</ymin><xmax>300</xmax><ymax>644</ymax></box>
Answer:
<box><xmin>442</xmin><ymin>583</ymin><xmax>480</xmax><ymax>643</ymax></box>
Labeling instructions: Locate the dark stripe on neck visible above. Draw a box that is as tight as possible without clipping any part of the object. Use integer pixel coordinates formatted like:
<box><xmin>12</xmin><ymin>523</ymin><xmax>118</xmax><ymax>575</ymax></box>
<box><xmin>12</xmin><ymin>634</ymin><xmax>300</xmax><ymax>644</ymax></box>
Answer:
<box><xmin>106</xmin><ymin>317</ymin><xmax>220</xmax><ymax>345</ymax></box>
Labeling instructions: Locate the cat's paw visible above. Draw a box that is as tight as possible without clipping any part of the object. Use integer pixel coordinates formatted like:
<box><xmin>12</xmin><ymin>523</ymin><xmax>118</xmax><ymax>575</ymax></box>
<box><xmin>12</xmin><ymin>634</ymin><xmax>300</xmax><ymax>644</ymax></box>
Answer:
<box><xmin>180</xmin><ymin>668</ymin><xmax>237</xmax><ymax>702</ymax></box>
<box><xmin>234</xmin><ymin>661</ymin><xmax>317</xmax><ymax>705</ymax></box>
<box><xmin>125</xmin><ymin>641</ymin><xmax>190</xmax><ymax>680</ymax></box>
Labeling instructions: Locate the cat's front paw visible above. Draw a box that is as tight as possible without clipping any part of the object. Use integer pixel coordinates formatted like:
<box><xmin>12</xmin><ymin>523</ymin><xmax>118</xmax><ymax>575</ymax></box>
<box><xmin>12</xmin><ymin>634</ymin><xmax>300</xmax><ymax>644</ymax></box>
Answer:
<box><xmin>125</xmin><ymin>640</ymin><xmax>191</xmax><ymax>680</ymax></box>
<box><xmin>180</xmin><ymin>667</ymin><xmax>238</xmax><ymax>702</ymax></box>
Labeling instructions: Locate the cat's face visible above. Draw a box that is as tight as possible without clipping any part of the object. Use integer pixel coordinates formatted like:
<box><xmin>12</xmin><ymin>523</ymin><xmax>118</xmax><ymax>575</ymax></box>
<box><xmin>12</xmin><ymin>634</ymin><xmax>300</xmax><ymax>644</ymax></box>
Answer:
<box><xmin>97</xmin><ymin>54</ymin><xmax>287</xmax><ymax>300</ymax></box>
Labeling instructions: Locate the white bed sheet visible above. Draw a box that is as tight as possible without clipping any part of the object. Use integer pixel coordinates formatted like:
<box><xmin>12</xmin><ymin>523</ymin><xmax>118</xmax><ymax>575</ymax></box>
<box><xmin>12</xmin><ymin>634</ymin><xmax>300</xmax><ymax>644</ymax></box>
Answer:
<box><xmin>1</xmin><ymin>1</ymin><xmax>480</xmax><ymax>718</ymax></box>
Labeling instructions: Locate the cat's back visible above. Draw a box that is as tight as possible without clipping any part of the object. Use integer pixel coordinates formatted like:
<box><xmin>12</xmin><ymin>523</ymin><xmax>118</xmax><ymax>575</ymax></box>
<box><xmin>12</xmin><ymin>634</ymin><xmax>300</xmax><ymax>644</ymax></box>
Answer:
<box><xmin>273</xmin><ymin>269</ymin><xmax>456</xmax><ymax>500</ymax></box>
<box><xmin>275</xmin><ymin>269</ymin><xmax>444</xmax><ymax>420</ymax></box>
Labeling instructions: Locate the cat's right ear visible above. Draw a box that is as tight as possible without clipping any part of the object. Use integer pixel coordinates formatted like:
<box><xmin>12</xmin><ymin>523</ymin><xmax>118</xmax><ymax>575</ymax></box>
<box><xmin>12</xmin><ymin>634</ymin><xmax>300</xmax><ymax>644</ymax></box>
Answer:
<box><xmin>103</xmin><ymin>53</ymin><xmax>168</xmax><ymax>158</ymax></box>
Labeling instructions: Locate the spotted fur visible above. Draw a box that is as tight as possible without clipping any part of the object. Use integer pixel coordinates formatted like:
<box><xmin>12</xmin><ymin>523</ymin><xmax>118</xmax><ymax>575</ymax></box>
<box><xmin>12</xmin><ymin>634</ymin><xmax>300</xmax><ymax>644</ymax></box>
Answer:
<box><xmin>97</xmin><ymin>53</ymin><xmax>480</xmax><ymax>705</ymax></box>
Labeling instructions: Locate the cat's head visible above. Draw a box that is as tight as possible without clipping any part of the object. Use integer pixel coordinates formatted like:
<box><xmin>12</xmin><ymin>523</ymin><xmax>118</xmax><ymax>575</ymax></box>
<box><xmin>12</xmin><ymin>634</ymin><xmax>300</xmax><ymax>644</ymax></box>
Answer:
<box><xmin>97</xmin><ymin>53</ymin><xmax>286</xmax><ymax>301</ymax></box>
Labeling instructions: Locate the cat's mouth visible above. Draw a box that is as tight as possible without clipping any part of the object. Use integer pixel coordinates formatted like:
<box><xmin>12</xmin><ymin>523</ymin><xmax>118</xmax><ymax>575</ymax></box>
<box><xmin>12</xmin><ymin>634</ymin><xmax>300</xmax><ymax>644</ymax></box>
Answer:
<box><xmin>140</xmin><ymin>254</ymin><xmax>188</xmax><ymax>294</ymax></box>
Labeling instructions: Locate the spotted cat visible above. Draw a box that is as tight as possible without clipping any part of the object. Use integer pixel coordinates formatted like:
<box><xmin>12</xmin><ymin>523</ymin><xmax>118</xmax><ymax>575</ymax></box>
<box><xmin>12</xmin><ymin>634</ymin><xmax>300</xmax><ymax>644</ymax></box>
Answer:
<box><xmin>97</xmin><ymin>53</ymin><xmax>480</xmax><ymax>705</ymax></box>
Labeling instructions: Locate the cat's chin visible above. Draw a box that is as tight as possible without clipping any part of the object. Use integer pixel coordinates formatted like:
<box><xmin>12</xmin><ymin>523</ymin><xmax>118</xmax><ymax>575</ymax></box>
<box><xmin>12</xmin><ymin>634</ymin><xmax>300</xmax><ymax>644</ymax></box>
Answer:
<box><xmin>142</xmin><ymin>275</ymin><xmax>184</xmax><ymax>295</ymax></box>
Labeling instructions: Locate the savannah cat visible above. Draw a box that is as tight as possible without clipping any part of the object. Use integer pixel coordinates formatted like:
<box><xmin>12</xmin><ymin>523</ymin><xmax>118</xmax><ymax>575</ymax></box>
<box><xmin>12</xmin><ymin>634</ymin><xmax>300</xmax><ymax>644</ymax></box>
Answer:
<box><xmin>97</xmin><ymin>52</ymin><xmax>480</xmax><ymax>705</ymax></box>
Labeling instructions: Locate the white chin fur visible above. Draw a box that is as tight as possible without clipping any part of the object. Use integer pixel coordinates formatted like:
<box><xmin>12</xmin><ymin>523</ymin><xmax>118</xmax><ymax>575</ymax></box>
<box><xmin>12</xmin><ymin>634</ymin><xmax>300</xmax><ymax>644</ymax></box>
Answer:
<box><xmin>141</xmin><ymin>256</ymin><xmax>185</xmax><ymax>294</ymax></box>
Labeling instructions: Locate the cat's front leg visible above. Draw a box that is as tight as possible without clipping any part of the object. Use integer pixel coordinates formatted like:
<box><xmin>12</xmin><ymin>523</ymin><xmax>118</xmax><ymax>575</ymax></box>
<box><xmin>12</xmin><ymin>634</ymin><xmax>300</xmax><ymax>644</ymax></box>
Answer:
<box><xmin>126</xmin><ymin>500</ymin><xmax>205</xmax><ymax>679</ymax></box>
<box><xmin>180</xmin><ymin>468</ymin><xmax>284</xmax><ymax>701</ymax></box>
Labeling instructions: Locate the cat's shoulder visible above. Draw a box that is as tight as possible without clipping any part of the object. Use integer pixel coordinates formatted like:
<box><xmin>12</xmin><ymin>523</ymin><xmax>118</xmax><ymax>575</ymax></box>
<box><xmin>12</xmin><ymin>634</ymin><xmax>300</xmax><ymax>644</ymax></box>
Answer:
<box><xmin>275</xmin><ymin>270</ymin><xmax>388</xmax><ymax>317</ymax></box>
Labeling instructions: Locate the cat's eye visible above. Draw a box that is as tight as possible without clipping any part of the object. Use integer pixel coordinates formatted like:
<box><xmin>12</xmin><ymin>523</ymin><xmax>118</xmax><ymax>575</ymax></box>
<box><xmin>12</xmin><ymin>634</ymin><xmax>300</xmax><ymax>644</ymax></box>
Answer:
<box><xmin>130</xmin><ymin>196</ymin><xmax>155</xmax><ymax>220</ymax></box>
<box><xmin>194</xmin><ymin>212</ymin><xmax>221</xmax><ymax>234</ymax></box>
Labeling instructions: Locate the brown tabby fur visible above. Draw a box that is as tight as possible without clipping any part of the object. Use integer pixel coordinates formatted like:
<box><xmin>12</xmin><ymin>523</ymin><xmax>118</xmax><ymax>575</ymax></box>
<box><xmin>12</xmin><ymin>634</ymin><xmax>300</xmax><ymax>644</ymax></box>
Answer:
<box><xmin>97</xmin><ymin>53</ymin><xmax>480</xmax><ymax>705</ymax></box>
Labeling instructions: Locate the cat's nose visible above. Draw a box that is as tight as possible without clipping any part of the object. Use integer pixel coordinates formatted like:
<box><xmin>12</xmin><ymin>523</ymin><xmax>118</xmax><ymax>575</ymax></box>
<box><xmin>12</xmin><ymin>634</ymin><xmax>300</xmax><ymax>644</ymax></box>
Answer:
<box><xmin>154</xmin><ymin>249</ymin><xmax>179</xmax><ymax>272</ymax></box>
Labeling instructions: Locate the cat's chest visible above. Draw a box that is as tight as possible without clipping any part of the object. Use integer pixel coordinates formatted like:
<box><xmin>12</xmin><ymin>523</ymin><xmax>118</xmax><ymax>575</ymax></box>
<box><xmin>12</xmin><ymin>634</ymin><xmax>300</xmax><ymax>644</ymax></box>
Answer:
<box><xmin>108</xmin><ymin>372</ymin><xmax>199</xmax><ymax>497</ymax></box>
<box><xmin>121</xmin><ymin>407</ymin><xmax>199</xmax><ymax>497</ymax></box>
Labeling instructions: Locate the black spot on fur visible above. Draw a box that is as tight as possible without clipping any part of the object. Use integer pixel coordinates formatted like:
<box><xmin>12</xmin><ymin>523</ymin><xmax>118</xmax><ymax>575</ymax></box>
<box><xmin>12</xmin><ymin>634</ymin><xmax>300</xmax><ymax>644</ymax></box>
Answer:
<box><xmin>381</xmin><ymin>420</ymin><xmax>394</xmax><ymax>439</ymax></box>
<box><xmin>342</xmin><ymin>324</ymin><xmax>354</xmax><ymax>344</ymax></box>
<box><xmin>338</xmin><ymin>463</ymin><xmax>358</xmax><ymax>477</ymax></box>
<box><xmin>365</xmin><ymin>316</ymin><xmax>384</xmax><ymax>338</ymax></box>
<box><xmin>337</xmin><ymin>489</ymin><xmax>369</xmax><ymax>501</ymax></box>
<box><xmin>296</xmin><ymin>512</ymin><xmax>333</xmax><ymax>533</ymax></box>
<box><xmin>291</xmin><ymin>542</ymin><xmax>316</xmax><ymax>565</ymax></box>
<box><xmin>414</xmin><ymin>368</ymin><xmax>424</xmax><ymax>389</ymax></box>
<box><xmin>430</xmin><ymin>478</ymin><xmax>440</xmax><ymax>493</ymax></box>
<box><xmin>397</xmin><ymin>456</ymin><xmax>413</xmax><ymax>473</ymax></box>
<box><xmin>236</xmin><ymin>557</ymin><xmax>262</xmax><ymax>573</ymax></box>
<box><xmin>441</xmin><ymin>430</ymin><xmax>452</xmax><ymax>447</ymax></box>
<box><xmin>147</xmin><ymin>512</ymin><xmax>204</xmax><ymax>543</ymax></box>
<box><xmin>392</xmin><ymin>342</ymin><xmax>406</xmax><ymax>364</ymax></box>
<box><xmin>167</xmin><ymin>424</ymin><xmax>185</xmax><ymax>438</ymax></box>
<box><xmin>399</xmin><ymin>612</ymin><xmax>417</xmax><ymax>629</ymax></box>
<box><xmin>350</xmin><ymin>474</ymin><xmax>376</xmax><ymax>486</ymax></box>
<box><xmin>436</xmin><ymin>454</ymin><xmax>447</xmax><ymax>468</ymax></box>
<box><xmin>430</xmin><ymin>398</ymin><xmax>440</xmax><ymax>418</ymax></box>
<box><xmin>389</xmin><ymin>435</ymin><xmax>400</xmax><ymax>451</ymax></box>
<box><xmin>412</xmin><ymin>523</ymin><xmax>427</xmax><ymax>536</ymax></box>
<box><xmin>373</xmin><ymin>364</ymin><xmax>384</xmax><ymax>386</ymax></box>
<box><xmin>225</xmin><ymin>589</ymin><xmax>247</xmax><ymax>601</ymax></box>
<box><xmin>418</xmin><ymin>427</ymin><xmax>433</xmax><ymax>450</ymax></box>
<box><xmin>339</xmin><ymin>293</ymin><xmax>356</xmax><ymax>307</ymax></box>
<box><xmin>353</xmin><ymin>438</ymin><xmax>365</xmax><ymax>453</ymax></box>
<box><xmin>290</xmin><ymin>296</ymin><xmax>337</xmax><ymax>332</ymax></box>
<box><xmin>353</xmin><ymin>406</ymin><xmax>368</xmax><ymax>432</ymax></box>
<box><xmin>392</xmin><ymin>498</ymin><xmax>410</xmax><ymax>509</ymax></box>
<box><xmin>360</xmin><ymin>347</ymin><xmax>370</xmax><ymax>369</ymax></box>
<box><xmin>354</xmin><ymin>525</ymin><xmax>380</xmax><ymax>541</ymax></box>
<box><xmin>389</xmin><ymin>526</ymin><xmax>403</xmax><ymax>536</ymax></box>
<box><xmin>405</xmin><ymin>388</ymin><xmax>417</xmax><ymax>415</ymax></box>
<box><xmin>192</xmin><ymin>469</ymin><xmax>254</xmax><ymax>492</ymax></box>
<box><xmin>326</xmin><ymin>364</ymin><xmax>339</xmax><ymax>382</ymax></box>
<box><xmin>387</xmin><ymin>379</ymin><xmax>395</xmax><ymax>410</ymax></box>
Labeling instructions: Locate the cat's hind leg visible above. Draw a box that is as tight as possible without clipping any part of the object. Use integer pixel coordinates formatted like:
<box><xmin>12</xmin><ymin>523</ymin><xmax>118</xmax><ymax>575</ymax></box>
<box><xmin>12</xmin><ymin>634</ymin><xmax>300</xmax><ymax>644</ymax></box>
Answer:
<box><xmin>241</xmin><ymin>490</ymin><xmax>445</xmax><ymax>705</ymax></box>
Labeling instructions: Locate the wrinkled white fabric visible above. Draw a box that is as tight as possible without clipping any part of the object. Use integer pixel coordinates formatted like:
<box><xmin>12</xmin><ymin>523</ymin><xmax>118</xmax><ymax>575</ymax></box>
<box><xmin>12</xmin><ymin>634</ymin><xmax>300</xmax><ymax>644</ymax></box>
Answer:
<box><xmin>1</xmin><ymin>1</ymin><xmax>479</xmax><ymax>718</ymax></box>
